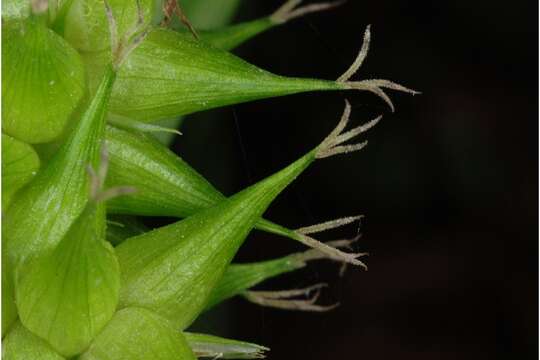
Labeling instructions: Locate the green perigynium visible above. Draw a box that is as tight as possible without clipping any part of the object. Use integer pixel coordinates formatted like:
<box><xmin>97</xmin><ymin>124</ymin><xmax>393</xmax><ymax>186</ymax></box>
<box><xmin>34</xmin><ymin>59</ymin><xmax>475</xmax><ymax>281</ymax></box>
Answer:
<box><xmin>2</xmin><ymin>0</ymin><xmax>418</xmax><ymax>358</ymax></box>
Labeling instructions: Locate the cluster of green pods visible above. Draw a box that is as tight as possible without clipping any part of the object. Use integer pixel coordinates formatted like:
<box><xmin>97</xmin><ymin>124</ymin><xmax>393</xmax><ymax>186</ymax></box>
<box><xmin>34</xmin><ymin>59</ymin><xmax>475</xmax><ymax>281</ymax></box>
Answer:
<box><xmin>2</xmin><ymin>0</ymin><xmax>417</xmax><ymax>358</ymax></box>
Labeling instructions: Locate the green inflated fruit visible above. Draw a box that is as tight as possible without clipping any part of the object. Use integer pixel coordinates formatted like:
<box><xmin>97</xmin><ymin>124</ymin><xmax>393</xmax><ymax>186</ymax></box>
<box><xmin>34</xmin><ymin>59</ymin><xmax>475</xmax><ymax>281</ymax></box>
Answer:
<box><xmin>2</xmin><ymin>0</ymin><xmax>418</xmax><ymax>358</ymax></box>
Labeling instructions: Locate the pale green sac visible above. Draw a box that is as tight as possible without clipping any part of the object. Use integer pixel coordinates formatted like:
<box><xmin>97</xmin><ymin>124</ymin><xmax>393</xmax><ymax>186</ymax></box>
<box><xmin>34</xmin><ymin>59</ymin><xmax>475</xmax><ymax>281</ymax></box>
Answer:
<box><xmin>2</xmin><ymin>17</ymin><xmax>86</xmax><ymax>143</ymax></box>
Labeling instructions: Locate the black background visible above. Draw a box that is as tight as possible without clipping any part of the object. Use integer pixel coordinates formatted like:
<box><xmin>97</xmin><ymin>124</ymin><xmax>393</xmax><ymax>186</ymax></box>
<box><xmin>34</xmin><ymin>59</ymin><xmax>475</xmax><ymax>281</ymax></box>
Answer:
<box><xmin>172</xmin><ymin>1</ymin><xmax>538</xmax><ymax>359</ymax></box>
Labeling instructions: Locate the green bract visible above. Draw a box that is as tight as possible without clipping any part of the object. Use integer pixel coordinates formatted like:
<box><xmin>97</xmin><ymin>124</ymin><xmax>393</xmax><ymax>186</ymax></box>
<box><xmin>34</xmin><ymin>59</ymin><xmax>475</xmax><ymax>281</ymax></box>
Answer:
<box><xmin>80</xmin><ymin>307</ymin><xmax>196</xmax><ymax>360</ymax></box>
<box><xmin>1</xmin><ymin>134</ymin><xmax>40</xmax><ymax>211</ymax></box>
<box><xmin>2</xmin><ymin>17</ymin><xmax>86</xmax><ymax>143</ymax></box>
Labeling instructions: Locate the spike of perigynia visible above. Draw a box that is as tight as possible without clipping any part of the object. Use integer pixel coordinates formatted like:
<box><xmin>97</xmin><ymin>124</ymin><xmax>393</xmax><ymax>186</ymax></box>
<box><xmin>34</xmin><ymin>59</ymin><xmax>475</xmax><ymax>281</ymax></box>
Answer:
<box><xmin>15</xmin><ymin>199</ymin><xmax>120</xmax><ymax>357</ymax></box>
<box><xmin>79</xmin><ymin>307</ymin><xmax>196</xmax><ymax>360</ymax></box>
<box><xmin>2</xmin><ymin>322</ymin><xmax>65</xmax><ymax>360</ymax></box>
<box><xmin>97</xmin><ymin>25</ymin><xmax>416</xmax><ymax>123</ymax></box>
<box><xmin>106</xmin><ymin>102</ymin><xmax>372</xmax><ymax>261</ymax></box>
<box><xmin>3</xmin><ymin>64</ymin><xmax>117</xmax><ymax>272</ymax></box>
<box><xmin>2</xmin><ymin>17</ymin><xmax>86</xmax><ymax>144</ymax></box>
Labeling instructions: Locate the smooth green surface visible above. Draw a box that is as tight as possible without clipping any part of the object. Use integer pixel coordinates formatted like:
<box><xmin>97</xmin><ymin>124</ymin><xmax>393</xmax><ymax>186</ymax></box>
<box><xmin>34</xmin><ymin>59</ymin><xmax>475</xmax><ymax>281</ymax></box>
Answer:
<box><xmin>2</xmin><ymin>134</ymin><xmax>40</xmax><ymax>211</ymax></box>
<box><xmin>16</xmin><ymin>204</ymin><xmax>120</xmax><ymax>357</ymax></box>
<box><xmin>115</xmin><ymin>146</ymin><xmax>315</xmax><ymax>329</ymax></box>
<box><xmin>2</xmin><ymin>322</ymin><xmax>65</xmax><ymax>360</ymax></box>
<box><xmin>2</xmin><ymin>18</ymin><xmax>86</xmax><ymax>143</ymax></box>
<box><xmin>185</xmin><ymin>332</ymin><xmax>268</xmax><ymax>359</ymax></box>
<box><xmin>4</xmin><ymin>65</ymin><xmax>116</xmax><ymax>271</ymax></box>
<box><xmin>80</xmin><ymin>307</ymin><xmax>196</xmax><ymax>360</ymax></box>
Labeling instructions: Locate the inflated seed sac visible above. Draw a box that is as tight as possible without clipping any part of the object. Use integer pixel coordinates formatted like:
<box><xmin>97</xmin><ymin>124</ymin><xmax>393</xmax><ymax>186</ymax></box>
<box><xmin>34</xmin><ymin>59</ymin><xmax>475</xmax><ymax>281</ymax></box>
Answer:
<box><xmin>2</xmin><ymin>16</ymin><xmax>86</xmax><ymax>144</ymax></box>
<box><xmin>2</xmin><ymin>322</ymin><xmax>64</xmax><ymax>360</ymax></box>
<box><xmin>102</xmin><ymin>25</ymin><xmax>416</xmax><ymax>123</ymax></box>
<box><xmin>3</xmin><ymin>64</ymin><xmax>116</xmax><ymax>271</ymax></box>
<box><xmin>62</xmin><ymin>0</ymin><xmax>154</xmax><ymax>52</ymax></box>
<box><xmin>2</xmin><ymin>134</ymin><xmax>40</xmax><ymax>211</ymax></box>
<box><xmin>16</xmin><ymin>202</ymin><xmax>120</xmax><ymax>357</ymax></box>
<box><xmin>80</xmin><ymin>307</ymin><xmax>196</xmax><ymax>360</ymax></box>
<box><xmin>185</xmin><ymin>332</ymin><xmax>268</xmax><ymax>359</ymax></box>
<box><xmin>115</xmin><ymin>106</ymin><xmax>367</xmax><ymax>329</ymax></box>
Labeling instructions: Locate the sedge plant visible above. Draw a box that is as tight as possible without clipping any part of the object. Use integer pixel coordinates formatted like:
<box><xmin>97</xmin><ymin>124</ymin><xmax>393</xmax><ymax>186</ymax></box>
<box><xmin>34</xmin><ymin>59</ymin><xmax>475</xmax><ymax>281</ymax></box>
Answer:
<box><xmin>1</xmin><ymin>0</ymin><xmax>418</xmax><ymax>358</ymax></box>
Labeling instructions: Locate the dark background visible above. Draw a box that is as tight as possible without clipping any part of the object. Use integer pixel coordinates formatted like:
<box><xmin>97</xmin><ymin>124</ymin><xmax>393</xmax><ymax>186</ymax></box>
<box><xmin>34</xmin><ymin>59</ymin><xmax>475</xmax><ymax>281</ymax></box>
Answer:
<box><xmin>173</xmin><ymin>1</ymin><xmax>538</xmax><ymax>359</ymax></box>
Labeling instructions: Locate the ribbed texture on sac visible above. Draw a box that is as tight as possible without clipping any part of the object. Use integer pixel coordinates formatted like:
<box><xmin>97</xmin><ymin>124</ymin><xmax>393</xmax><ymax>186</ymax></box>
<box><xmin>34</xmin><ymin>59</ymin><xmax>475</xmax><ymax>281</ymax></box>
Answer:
<box><xmin>115</xmin><ymin>148</ymin><xmax>315</xmax><ymax>329</ymax></box>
